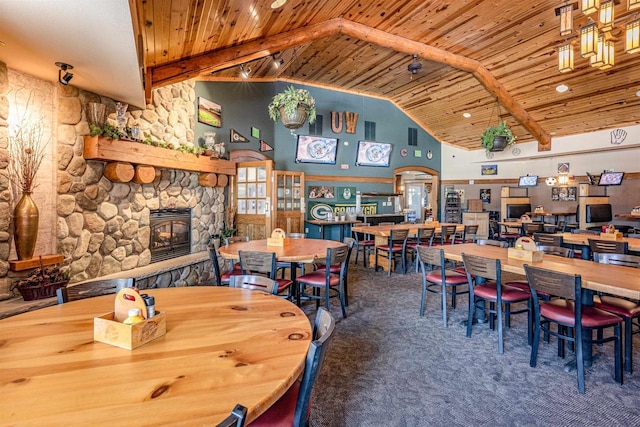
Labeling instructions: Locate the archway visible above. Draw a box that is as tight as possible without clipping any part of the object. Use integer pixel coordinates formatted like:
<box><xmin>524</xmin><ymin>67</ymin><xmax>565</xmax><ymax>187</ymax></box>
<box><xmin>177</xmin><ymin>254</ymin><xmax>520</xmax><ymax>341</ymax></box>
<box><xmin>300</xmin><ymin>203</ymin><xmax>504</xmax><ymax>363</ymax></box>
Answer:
<box><xmin>394</xmin><ymin>166</ymin><xmax>439</xmax><ymax>221</ymax></box>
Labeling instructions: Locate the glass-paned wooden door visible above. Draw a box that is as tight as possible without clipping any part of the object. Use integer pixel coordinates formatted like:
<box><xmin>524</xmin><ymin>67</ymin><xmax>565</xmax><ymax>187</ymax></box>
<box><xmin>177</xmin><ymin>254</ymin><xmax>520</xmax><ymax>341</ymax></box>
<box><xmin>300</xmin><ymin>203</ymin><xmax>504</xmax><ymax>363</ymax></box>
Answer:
<box><xmin>273</xmin><ymin>171</ymin><xmax>305</xmax><ymax>234</ymax></box>
<box><xmin>234</xmin><ymin>160</ymin><xmax>273</xmax><ymax>240</ymax></box>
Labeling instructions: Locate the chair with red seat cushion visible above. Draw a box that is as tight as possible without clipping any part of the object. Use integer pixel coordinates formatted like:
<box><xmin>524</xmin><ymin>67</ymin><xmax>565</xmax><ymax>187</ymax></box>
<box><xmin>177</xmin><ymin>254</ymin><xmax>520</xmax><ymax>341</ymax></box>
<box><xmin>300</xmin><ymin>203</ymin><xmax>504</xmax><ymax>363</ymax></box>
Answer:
<box><xmin>417</xmin><ymin>245</ymin><xmax>469</xmax><ymax>327</ymax></box>
<box><xmin>238</xmin><ymin>251</ymin><xmax>293</xmax><ymax>297</ymax></box>
<box><xmin>498</xmin><ymin>221</ymin><xmax>521</xmax><ymax>246</ymax></box>
<box><xmin>524</xmin><ymin>264</ymin><xmax>623</xmax><ymax>393</ymax></box>
<box><xmin>353</xmin><ymin>222</ymin><xmax>375</xmax><ymax>267</ymax></box>
<box><xmin>406</xmin><ymin>227</ymin><xmax>435</xmax><ymax>272</ymax></box>
<box><xmin>375</xmin><ymin>229</ymin><xmax>409</xmax><ymax>276</ymax></box>
<box><xmin>453</xmin><ymin>224</ymin><xmax>479</xmax><ymax>244</ymax></box>
<box><xmin>435</xmin><ymin>225</ymin><xmax>458</xmax><ymax>246</ymax></box>
<box><xmin>297</xmin><ymin>245</ymin><xmax>349</xmax><ymax>318</ymax></box>
<box><xmin>250</xmin><ymin>308</ymin><xmax>336</xmax><ymax>427</ymax></box>
<box><xmin>209</xmin><ymin>247</ymin><xmax>242</xmax><ymax>286</ymax></box>
<box><xmin>593</xmin><ymin>252</ymin><xmax>640</xmax><ymax>374</ymax></box>
<box><xmin>315</xmin><ymin>237</ymin><xmax>355</xmax><ymax>306</ymax></box>
<box><xmin>462</xmin><ymin>253</ymin><xmax>532</xmax><ymax>354</ymax></box>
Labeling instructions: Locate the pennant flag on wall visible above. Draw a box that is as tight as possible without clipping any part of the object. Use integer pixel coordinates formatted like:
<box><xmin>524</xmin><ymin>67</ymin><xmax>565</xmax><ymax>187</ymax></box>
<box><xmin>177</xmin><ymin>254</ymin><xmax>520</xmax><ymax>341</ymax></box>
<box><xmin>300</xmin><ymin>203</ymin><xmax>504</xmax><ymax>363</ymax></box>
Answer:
<box><xmin>260</xmin><ymin>140</ymin><xmax>274</xmax><ymax>152</ymax></box>
<box><xmin>230</xmin><ymin>129</ymin><xmax>249</xmax><ymax>142</ymax></box>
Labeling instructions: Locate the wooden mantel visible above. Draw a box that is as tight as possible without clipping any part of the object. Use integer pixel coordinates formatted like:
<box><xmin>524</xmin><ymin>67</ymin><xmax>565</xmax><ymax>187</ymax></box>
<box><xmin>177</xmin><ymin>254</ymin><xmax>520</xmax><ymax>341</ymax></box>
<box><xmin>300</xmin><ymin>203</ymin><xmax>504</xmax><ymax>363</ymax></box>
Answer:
<box><xmin>83</xmin><ymin>136</ymin><xmax>236</xmax><ymax>176</ymax></box>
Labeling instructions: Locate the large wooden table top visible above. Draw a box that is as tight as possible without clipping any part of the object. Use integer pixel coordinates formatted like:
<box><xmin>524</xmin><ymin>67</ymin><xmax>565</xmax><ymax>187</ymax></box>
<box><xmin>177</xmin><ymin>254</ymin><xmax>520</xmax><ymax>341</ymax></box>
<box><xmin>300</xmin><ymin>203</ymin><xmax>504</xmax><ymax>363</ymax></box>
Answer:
<box><xmin>351</xmin><ymin>222</ymin><xmax>463</xmax><ymax>237</ymax></box>
<box><xmin>559</xmin><ymin>232</ymin><xmax>640</xmax><ymax>251</ymax></box>
<box><xmin>441</xmin><ymin>243</ymin><xmax>640</xmax><ymax>300</ymax></box>
<box><xmin>218</xmin><ymin>238</ymin><xmax>344</xmax><ymax>262</ymax></box>
<box><xmin>0</xmin><ymin>287</ymin><xmax>312</xmax><ymax>425</ymax></box>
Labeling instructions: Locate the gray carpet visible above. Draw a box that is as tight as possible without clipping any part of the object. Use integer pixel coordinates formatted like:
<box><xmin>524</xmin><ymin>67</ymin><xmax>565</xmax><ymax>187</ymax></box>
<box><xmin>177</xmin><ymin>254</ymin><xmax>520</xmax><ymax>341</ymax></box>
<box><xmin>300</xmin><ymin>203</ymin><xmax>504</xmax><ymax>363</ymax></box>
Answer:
<box><xmin>301</xmin><ymin>262</ymin><xmax>640</xmax><ymax>427</ymax></box>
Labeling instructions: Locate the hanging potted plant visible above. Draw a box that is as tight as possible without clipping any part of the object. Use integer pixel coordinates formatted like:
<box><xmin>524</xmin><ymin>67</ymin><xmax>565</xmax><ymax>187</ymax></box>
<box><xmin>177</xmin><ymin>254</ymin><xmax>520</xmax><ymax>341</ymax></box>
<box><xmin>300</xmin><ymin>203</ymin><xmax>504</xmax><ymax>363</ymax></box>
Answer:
<box><xmin>268</xmin><ymin>86</ymin><xmax>317</xmax><ymax>129</ymax></box>
<box><xmin>481</xmin><ymin>121</ymin><xmax>516</xmax><ymax>154</ymax></box>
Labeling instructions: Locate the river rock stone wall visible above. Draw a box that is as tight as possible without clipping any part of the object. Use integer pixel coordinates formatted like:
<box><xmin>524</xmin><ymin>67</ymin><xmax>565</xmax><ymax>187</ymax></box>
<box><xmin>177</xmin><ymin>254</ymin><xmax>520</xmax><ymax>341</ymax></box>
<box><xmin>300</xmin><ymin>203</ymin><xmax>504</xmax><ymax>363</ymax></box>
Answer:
<box><xmin>56</xmin><ymin>80</ymin><xmax>225</xmax><ymax>283</ymax></box>
<box><xmin>0</xmin><ymin>62</ymin><xmax>10</xmax><ymax>289</ymax></box>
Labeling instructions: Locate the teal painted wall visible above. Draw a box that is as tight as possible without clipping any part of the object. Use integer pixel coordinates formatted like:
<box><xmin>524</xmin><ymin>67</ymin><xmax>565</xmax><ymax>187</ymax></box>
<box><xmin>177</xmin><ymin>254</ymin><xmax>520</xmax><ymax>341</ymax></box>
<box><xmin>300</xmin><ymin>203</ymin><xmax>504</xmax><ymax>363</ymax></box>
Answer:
<box><xmin>194</xmin><ymin>81</ymin><xmax>442</xmax><ymax>217</ymax></box>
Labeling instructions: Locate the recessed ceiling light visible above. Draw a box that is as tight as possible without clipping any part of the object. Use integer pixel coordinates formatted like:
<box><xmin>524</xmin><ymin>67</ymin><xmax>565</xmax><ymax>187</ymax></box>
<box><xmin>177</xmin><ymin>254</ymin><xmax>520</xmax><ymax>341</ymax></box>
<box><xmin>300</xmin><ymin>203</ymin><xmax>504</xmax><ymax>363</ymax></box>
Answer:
<box><xmin>462</xmin><ymin>112</ymin><xmax>471</xmax><ymax>118</ymax></box>
<box><xmin>556</xmin><ymin>84</ymin><xmax>569</xmax><ymax>93</ymax></box>
<box><xmin>636</xmin><ymin>90</ymin><xmax>640</xmax><ymax>97</ymax></box>
<box><xmin>270</xmin><ymin>0</ymin><xmax>287</xmax><ymax>8</ymax></box>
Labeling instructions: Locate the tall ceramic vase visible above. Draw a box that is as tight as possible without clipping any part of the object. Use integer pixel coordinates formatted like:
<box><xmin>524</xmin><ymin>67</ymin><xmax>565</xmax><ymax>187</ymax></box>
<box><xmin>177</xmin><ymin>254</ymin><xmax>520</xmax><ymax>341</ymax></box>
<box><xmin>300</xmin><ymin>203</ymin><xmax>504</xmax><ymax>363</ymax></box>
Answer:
<box><xmin>14</xmin><ymin>192</ymin><xmax>39</xmax><ymax>260</ymax></box>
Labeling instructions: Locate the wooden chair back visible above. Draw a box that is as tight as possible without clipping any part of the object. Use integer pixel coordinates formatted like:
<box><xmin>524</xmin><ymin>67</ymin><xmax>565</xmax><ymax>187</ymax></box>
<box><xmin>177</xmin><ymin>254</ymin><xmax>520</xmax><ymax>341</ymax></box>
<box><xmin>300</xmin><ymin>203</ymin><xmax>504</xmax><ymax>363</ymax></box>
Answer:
<box><xmin>476</xmin><ymin>239</ymin><xmax>509</xmax><ymax>248</ymax></box>
<box><xmin>522</xmin><ymin>222</ymin><xmax>544</xmax><ymax>236</ymax></box>
<box><xmin>459</xmin><ymin>224</ymin><xmax>479</xmax><ymax>243</ymax></box>
<box><xmin>57</xmin><ymin>278</ymin><xmax>134</xmax><ymax>304</ymax></box>
<box><xmin>461</xmin><ymin>253</ymin><xmax>499</xmax><ymax>281</ymax></box>
<box><xmin>225</xmin><ymin>235</ymin><xmax>249</xmax><ymax>245</ymax></box>
<box><xmin>416</xmin><ymin>245</ymin><xmax>444</xmax><ymax>269</ymax></box>
<box><xmin>389</xmin><ymin>229</ymin><xmax>410</xmax><ymax>246</ymax></box>
<box><xmin>229</xmin><ymin>275</ymin><xmax>279</xmax><ymax>294</ymax></box>
<box><xmin>594</xmin><ymin>252</ymin><xmax>640</xmax><ymax>268</ymax></box>
<box><xmin>533</xmin><ymin>232</ymin><xmax>563</xmax><ymax>247</ymax></box>
<box><xmin>587</xmin><ymin>238</ymin><xmax>629</xmax><ymax>255</ymax></box>
<box><xmin>524</xmin><ymin>264</ymin><xmax>579</xmax><ymax>303</ymax></box>
<box><xmin>536</xmin><ymin>245</ymin><xmax>573</xmax><ymax>258</ymax></box>
<box><xmin>238</xmin><ymin>251</ymin><xmax>277</xmax><ymax>278</ymax></box>
<box><xmin>417</xmin><ymin>227</ymin><xmax>436</xmax><ymax>246</ymax></box>
<box><xmin>440</xmin><ymin>225</ymin><xmax>458</xmax><ymax>244</ymax></box>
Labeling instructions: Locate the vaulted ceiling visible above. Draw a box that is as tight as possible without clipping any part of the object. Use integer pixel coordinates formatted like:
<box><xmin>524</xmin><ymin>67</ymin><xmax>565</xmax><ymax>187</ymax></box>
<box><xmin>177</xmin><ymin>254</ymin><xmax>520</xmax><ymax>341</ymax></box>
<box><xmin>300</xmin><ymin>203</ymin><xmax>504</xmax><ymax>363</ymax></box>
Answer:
<box><xmin>134</xmin><ymin>0</ymin><xmax>640</xmax><ymax>151</ymax></box>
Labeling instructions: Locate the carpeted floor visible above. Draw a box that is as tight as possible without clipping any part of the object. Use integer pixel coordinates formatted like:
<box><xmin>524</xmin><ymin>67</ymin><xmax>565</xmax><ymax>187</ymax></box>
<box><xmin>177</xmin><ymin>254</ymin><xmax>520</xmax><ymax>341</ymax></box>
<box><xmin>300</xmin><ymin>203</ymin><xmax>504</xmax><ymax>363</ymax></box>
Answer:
<box><xmin>300</xmin><ymin>262</ymin><xmax>640</xmax><ymax>427</ymax></box>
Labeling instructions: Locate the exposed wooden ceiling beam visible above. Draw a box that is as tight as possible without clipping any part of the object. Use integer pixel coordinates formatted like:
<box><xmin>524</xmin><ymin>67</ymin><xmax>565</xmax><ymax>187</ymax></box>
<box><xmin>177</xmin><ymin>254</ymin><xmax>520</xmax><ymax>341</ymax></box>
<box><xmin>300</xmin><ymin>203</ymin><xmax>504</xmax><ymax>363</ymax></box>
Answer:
<box><xmin>148</xmin><ymin>18</ymin><xmax>551</xmax><ymax>150</ymax></box>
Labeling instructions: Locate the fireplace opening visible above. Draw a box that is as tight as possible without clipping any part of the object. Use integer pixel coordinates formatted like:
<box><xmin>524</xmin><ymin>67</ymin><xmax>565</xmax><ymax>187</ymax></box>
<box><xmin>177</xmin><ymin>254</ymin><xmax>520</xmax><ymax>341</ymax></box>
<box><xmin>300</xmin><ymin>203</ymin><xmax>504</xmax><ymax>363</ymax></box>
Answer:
<box><xmin>150</xmin><ymin>209</ymin><xmax>191</xmax><ymax>263</ymax></box>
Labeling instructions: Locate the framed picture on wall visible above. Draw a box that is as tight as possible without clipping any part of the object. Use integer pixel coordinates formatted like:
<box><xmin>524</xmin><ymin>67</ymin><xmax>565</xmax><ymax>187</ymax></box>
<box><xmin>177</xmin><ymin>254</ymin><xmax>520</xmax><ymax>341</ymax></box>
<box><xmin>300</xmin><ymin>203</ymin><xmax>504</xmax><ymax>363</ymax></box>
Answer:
<box><xmin>481</xmin><ymin>164</ymin><xmax>498</xmax><ymax>175</ymax></box>
<box><xmin>197</xmin><ymin>97</ymin><xmax>222</xmax><ymax>128</ymax></box>
<box><xmin>480</xmin><ymin>189</ymin><xmax>491</xmax><ymax>203</ymax></box>
<box><xmin>551</xmin><ymin>186</ymin><xmax>576</xmax><ymax>201</ymax></box>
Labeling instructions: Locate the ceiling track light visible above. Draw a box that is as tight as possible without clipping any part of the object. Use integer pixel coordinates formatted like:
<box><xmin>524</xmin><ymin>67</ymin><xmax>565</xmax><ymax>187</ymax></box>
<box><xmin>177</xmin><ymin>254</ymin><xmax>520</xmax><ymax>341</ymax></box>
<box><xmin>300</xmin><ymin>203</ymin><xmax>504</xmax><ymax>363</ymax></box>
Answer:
<box><xmin>55</xmin><ymin>61</ymin><xmax>74</xmax><ymax>85</ymax></box>
<box><xmin>272</xmin><ymin>54</ymin><xmax>284</xmax><ymax>69</ymax></box>
<box><xmin>407</xmin><ymin>54</ymin><xmax>423</xmax><ymax>75</ymax></box>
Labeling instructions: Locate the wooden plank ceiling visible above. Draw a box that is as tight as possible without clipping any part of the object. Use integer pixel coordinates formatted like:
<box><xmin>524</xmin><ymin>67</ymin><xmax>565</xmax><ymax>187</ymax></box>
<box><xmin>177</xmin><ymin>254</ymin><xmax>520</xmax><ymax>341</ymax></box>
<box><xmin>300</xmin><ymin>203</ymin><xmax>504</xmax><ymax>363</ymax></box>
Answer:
<box><xmin>134</xmin><ymin>0</ymin><xmax>640</xmax><ymax>151</ymax></box>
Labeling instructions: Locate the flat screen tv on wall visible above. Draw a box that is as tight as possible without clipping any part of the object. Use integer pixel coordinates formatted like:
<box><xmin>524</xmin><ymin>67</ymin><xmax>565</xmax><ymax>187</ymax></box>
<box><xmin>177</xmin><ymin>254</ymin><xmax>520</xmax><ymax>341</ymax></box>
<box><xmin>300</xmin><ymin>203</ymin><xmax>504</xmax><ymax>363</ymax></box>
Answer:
<box><xmin>518</xmin><ymin>175</ymin><xmax>538</xmax><ymax>187</ymax></box>
<box><xmin>295</xmin><ymin>135</ymin><xmax>338</xmax><ymax>164</ymax></box>
<box><xmin>355</xmin><ymin>141</ymin><xmax>392</xmax><ymax>167</ymax></box>
<box><xmin>598</xmin><ymin>171</ymin><xmax>624</xmax><ymax>186</ymax></box>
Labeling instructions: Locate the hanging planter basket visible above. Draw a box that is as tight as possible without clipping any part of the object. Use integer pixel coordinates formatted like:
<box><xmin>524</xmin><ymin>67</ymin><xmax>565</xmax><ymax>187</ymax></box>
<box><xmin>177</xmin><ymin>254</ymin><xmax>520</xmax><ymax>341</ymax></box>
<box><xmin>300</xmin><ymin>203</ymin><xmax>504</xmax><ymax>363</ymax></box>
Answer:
<box><xmin>278</xmin><ymin>104</ymin><xmax>308</xmax><ymax>129</ymax></box>
<box><xmin>490</xmin><ymin>135</ymin><xmax>508</xmax><ymax>152</ymax></box>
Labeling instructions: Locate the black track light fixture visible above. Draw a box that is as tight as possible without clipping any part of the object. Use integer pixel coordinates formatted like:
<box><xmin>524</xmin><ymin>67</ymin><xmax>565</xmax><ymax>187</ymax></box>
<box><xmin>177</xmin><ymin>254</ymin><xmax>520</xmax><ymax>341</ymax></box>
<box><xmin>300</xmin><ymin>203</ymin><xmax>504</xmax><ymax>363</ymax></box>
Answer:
<box><xmin>55</xmin><ymin>62</ymin><xmax>74</xmax><ymax>85</ymax></box>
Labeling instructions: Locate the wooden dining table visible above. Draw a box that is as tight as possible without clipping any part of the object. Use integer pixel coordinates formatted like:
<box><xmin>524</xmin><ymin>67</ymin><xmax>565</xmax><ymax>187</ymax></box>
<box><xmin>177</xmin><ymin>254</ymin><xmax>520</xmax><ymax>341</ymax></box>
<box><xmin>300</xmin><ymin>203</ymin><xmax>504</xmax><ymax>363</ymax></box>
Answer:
<box><xmin>560</xmin><ymin>232</ymin><xmax>640</xmax><ymax>258</ymax></box>
<box><xmin>219</xmin><ymin>238</ymin><xmax>345</xmax><ymax>305</ymax></box>
<box><xmin>0</xmin><ymin>287</ymin><xmax>312</xmax><ymax>425</ymax></box>
<box><xmin>351</xmin><ymin>222</ymin><xmax>464</xmax><ymax>245</ymax></box>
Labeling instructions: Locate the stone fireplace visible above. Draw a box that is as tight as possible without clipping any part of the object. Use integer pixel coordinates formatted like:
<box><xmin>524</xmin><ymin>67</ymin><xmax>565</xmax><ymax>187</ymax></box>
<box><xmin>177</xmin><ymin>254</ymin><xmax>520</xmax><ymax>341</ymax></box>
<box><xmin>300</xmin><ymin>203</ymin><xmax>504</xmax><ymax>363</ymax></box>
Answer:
<box><xmin>150</xmin><ymin>208</ymin><xmax>192</xmax><ymax>263</ymax></box>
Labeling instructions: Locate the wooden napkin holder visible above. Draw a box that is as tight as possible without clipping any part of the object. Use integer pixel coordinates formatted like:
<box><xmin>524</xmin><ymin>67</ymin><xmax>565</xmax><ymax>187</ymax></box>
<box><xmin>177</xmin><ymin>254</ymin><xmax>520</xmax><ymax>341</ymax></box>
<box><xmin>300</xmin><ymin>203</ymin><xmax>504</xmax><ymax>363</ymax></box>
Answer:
<box><xmin>599</xmin><ymin>232</ymin><xmax>623</xmax><ymax>241</ymax></box>
<box><xmin>267</xmin><ymin>228</ymin><xmax>289</xmax><ymax>246</ymax></box>
<box><xmin>94</xmin><ymin>288</ymin><xmax>166</xmax><ymax>350</ymax></box>
<box><xmin>508</xmin><ymin>248</ymin><xmax>544</xmax><ymax>262</ymax></box>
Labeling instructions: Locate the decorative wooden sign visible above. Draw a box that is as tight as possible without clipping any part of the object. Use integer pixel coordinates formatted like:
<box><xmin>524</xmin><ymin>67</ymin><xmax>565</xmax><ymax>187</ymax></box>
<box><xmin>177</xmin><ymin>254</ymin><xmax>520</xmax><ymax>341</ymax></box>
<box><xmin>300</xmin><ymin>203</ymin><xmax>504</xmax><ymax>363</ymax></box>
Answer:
<box><xmin>331</xmin><ymin>111</ymin><xmax>343</xmax><ymax>133</ymax></box>
<box><xmin>345</xmin><ymin>111</ymin><xmax>358</xmax><ymax>133</ymax></box>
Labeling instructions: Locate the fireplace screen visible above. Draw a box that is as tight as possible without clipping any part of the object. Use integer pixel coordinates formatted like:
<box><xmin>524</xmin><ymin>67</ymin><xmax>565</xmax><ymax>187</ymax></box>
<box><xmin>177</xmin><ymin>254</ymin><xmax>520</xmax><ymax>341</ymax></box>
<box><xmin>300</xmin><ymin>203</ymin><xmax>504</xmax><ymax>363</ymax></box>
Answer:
<box><xmin>150</xmin><ymin>209</ymin><xmax>191</xmax><ymax>263</ymax></box>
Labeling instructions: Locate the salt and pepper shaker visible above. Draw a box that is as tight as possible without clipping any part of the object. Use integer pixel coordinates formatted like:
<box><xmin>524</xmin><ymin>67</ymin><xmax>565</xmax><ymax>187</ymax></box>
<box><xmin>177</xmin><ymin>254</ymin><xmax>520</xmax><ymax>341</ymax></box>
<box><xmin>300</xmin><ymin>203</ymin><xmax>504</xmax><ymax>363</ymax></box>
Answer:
<box><xmin>140</xmin><ymin>294</ymin><xmax>156</xmax><ymax>318</ymax></box>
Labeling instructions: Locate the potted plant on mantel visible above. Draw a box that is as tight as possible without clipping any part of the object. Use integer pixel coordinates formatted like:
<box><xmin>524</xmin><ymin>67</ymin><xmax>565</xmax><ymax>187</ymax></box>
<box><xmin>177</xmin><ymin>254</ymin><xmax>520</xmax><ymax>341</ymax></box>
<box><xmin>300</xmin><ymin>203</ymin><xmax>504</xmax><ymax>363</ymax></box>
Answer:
<box><xmin>268</xmin><ymin>86</ymin><xmax>317</xmax><ymax>129</ymax></box>
<box><xmin>481</xmin><ymin>121</ymin><xmax>516</xmax><ymax>154</ymax></box>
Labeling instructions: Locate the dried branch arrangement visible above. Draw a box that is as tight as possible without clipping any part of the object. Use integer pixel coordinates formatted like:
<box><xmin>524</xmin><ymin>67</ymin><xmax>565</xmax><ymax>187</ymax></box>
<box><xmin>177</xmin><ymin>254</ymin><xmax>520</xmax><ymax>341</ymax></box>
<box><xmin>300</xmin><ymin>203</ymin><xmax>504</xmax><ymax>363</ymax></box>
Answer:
<box><xmin>7</xmin><ymin>111</ymin><xmax>48</xmax><ymax>195</ymax></box>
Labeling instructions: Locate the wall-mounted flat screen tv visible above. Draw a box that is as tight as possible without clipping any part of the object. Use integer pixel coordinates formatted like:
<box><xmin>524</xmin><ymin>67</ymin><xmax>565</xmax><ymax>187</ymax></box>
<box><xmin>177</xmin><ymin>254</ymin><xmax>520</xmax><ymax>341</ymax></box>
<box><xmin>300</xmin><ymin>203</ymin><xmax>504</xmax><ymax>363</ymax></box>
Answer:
<box><xmin>295</xmin><ymin>135</ymin><xmax>338</xmax><ymax>164</ymax></box>
<box><xmin>518</xmin><ymin>175</ymin><xmax>538</xmax><ymax>187</ymax></box>
<box><xmin>598</xmin><ymin>171</ymin><xmax>624</xmax><ymax>186</ymax></box>
<box><xmin>355</xmin><ymin>141</ymin><xmax>392</xmax><ymax>167</ymax></box>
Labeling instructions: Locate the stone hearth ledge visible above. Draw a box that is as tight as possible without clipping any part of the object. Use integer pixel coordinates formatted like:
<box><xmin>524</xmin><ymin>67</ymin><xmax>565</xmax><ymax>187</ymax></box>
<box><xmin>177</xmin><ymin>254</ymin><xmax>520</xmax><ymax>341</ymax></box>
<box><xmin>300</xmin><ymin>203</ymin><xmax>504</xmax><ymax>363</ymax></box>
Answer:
<box><xmin>0</xmin><ymin>252</ymin><xmax>211</xmax><ymax>319</ymax></box>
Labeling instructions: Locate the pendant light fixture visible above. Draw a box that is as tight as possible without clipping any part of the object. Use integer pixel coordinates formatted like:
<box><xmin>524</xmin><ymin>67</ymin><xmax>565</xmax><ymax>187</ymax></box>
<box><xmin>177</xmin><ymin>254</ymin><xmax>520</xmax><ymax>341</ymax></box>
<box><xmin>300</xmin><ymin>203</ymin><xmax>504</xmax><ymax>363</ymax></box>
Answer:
<box><xmin>627</xmin><ymin>18</ymin><xmax>640</xmax><ymax>53</ymax></box>
<box><xmin>582</xmin><ymin>0</ymin><xmax>600</xmax><ymax>15</ymax></box>
<box><xmin>558</xmin><ymin>42</ymin><xmax>575</xmax><ymax>72</ymax></box>
<box><xmin>599</xmin><ymin>1</ymin><xmax>615</xmax><ymax>32</ymax></box>
<box><xmin>630</xmin><ymin>0</ymin><xmax>640</xmax><ymax>11</ymax></box>
<box><xmin>580</xmin><ymin>21</ymin><xmax>598</xmax><ymax>57</ymax></box>
<box><xmin>559</xmin><ymin>3</ymin><xmax>574</xmax><ymax>36</ymax></box>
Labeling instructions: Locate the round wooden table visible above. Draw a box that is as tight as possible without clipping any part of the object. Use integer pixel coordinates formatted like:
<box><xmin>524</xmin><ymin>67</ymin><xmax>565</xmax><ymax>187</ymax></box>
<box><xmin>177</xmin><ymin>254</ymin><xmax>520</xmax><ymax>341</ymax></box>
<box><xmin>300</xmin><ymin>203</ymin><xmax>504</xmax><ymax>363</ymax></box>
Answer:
<box><xmin>0</xmin><ymin>287</ymin><xmax>312</xmax><ymax>425</ymax></box>
<box><xmin>219</xmin><ymin>238</ymin><xmax>346</xmax><ymax>304</ymax></box>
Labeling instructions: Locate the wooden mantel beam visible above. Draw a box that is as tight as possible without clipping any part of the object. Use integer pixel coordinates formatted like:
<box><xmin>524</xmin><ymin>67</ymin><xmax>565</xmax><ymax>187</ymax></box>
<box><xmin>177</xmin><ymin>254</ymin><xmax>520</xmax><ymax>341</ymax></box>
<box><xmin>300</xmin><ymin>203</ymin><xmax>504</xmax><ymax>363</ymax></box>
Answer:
<box><xmin>148</xmin><ymin>18</ymin><xmax>551</xmax><ymax>151</ymax></box>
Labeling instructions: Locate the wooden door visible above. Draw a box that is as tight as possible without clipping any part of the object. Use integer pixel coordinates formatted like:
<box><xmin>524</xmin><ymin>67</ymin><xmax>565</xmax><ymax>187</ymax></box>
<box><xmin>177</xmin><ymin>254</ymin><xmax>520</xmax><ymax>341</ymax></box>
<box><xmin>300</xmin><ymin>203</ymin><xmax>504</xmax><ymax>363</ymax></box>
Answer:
<box><xmin>234</xmin><ymin>160</ymin><xmax>273</xmax><ymax>240</ymax></box>
<box><xmin>273</xmin><ymin>171</ymin><xmax>305</xmax><ymax>234</ymax></box>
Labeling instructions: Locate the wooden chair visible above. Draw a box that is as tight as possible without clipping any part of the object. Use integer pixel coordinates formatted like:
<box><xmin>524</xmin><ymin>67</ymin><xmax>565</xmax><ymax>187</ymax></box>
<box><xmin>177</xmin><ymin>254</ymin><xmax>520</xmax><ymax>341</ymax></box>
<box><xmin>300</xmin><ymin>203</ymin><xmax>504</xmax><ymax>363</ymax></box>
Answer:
<box><xmin>475</xmin><ymin>239</ymin><xmax>509</xmax><ymax>248</ymax></box>
<box><xmin>406</xmin><ymin>227</ymin><xmax>435</xmax><ymax>272</ymax></box>
<box><xmin>208</xmin><ymin>247</ymin><xmax>243</xmax><ymax>286</ymax></box>
<box><xmin>314</xmin><ymin>237</ymin><xmax>355</xmax><ymax>306</ymax></box>
<box><xmin>216</xmin><ymin>404</ymin><xmax>247</xmax><ymax>427</ymax></box>
<box><xmin>462</xmin><ymin>253</ymin><xmax>532</xmax><ymax>354</ymax></box>
<box><xmin>238</xmin><ymin>251</ymin><xmax>293</xmax><ymax>297</ymax></box>
<box><xmin>375</xmin><ymin>229</ymin><xmax>409</xmax><ymax>276</ymax></box>
<box><xmin>417</xmin><ymin>246</ymin><xmax>469</xmax><ymax>327</ymax></box>
<box><xmin>454</xmin><ymin>224</ymin><xmax>479</xmax><ymax>244</ymax></box>
<box><xmin>533</xmin><ymin>232</ymin><xmax>564</xmax><ymax>247</ymax></box>
<box><xmin>352</xmin><ymin>223</ymin><xmax>375</xmax><ymax>267</ymax></box>
<box><xmin>524</xmin><ymin>264</ymin><xmax>623</xmax><ymax>393</ymax></box>
<box><xmin>588</xmin><ymin>238</ymin><xmax>629</xmax><ymax>257</ymax></box>
<box><xmin>522</xmin><ymin>222</ymin><xmax>544</xmax><ymax>236</ymax></box>
<box><xmin>277</xmin><ymin>232</ymin><xmax>305</xmax><ymax>278</ymax></box>
<box><xmin>229</xmin><ymin>274</ymin><xmax>279</xmax><ymax>294</ymax></box>
<box><xmin>56</xmin><ymin>278</ymin><xmax>134</xmax><ymax>304</ymax></box>
<box><xmin>593</xmin><ymin>253</ymin><xmax>640</xmax><ymax>373</ymax></box>
<box><xmin>498</xmin><ymin>220</ymin><xmax>521</xmax><ymax>246</ymax></box>
<box><xmin>436</xmin><ymin>225</ymin><xmax>458</xmax><ymax>245</ymax></box>
<box><xmin>249</xmin><ymin>308</ymin><xmax>336</xmax><ymax>427</ymax></box>
<box><xmin>297</xmin><ymin>245</ymin><xmax>349</xmax><ymax>318</ymax></box>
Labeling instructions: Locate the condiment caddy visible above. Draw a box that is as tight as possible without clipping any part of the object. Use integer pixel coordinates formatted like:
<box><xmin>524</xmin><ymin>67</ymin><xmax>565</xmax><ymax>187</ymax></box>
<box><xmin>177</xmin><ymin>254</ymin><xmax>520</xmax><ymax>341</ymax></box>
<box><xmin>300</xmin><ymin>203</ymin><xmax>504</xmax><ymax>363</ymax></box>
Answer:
<box><xmin>94</xmin><ymin>288</ymin><xmax>166</xmax><ymax>350</ymax></box>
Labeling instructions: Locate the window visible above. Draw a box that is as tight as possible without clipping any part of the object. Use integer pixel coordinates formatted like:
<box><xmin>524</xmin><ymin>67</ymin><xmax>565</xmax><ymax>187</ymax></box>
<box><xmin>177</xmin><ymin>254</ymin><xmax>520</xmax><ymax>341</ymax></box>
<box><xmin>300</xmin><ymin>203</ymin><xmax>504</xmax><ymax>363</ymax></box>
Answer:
<box><xmin>408</xmin><ymin>127</ymin><xmax>418</xmax><ymax>146</ymax></box>
<box><xmin>308</xmin><ymin>114</ymin><xmax>323</xmax><ymax>135</ymax></box>
<box><xmin>365</xmin><ymin>121</ymin><xmax>376</xmax><ymax>141</ymax></box>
